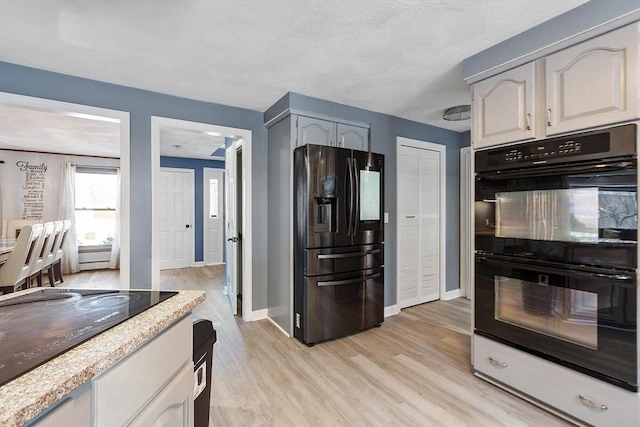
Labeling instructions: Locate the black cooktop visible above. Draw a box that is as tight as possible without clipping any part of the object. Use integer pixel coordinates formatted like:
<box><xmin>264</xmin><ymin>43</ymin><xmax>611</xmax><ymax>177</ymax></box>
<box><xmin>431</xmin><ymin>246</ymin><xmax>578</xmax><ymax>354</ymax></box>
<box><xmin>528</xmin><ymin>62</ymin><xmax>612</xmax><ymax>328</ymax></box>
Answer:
<box><xmin>0</xmin><ymin>288</ymin><xmax>177</xmax><ymax>387</ymax></box>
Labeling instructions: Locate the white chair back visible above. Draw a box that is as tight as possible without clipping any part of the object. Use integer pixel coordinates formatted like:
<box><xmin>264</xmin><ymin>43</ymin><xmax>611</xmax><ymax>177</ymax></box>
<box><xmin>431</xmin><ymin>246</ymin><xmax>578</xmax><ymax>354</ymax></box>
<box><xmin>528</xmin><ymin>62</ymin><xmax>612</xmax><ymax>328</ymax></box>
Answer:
<box><xmin>54</xmin><ymin>220</ymin><xmax>72</xmax><ymax>263</ymax></box>
<box><xmin>0</xmin><ymin>224</ymin><xmax>44</xmax><ymax>292</ymax></box>
<box><xmin>27</xmin><ymin>222</ymin><xmax>53</xmax><ymax>280</ymax></box>
<box><xmin>6</xmin><ymin>219</ymin><xmax>39</xmax><ymax>239</ymax></box>
<box><xmin>43</xmin><ymin>221</ymin><xmax>64</xmax><ymax>269</ymax></box>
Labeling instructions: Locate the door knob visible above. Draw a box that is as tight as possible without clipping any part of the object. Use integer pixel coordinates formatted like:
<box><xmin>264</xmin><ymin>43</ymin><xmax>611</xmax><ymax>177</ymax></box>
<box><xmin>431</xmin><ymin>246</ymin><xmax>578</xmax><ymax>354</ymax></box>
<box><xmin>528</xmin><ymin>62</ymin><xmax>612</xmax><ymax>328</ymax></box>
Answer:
<box><xmin>185</xmin><ymin>224</ymin><xmax>191</xmax><ymax>229</ymax></box>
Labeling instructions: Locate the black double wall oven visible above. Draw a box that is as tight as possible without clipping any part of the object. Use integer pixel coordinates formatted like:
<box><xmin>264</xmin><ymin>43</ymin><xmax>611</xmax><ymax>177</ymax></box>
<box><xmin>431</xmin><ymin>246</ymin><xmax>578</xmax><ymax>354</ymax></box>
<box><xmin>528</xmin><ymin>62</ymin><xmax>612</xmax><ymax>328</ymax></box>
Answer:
<box><xmin>474</xmin><ymin>124</ymin><xmax>638</xmax><ymax>392</ymax></box>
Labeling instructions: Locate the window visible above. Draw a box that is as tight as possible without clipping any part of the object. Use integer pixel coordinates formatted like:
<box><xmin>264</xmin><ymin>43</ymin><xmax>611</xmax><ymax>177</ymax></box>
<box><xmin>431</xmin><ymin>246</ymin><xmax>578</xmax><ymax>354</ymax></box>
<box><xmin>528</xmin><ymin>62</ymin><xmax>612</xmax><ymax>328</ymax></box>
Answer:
<box><xmin>209</xmin><ymin>178</ymin><xmax>219</xmax><ymax>218</ymax></box>
<box><xmin>75</xmin><ymin>167</ymin><xmax>118</xmax><ymax>246</ymax></box>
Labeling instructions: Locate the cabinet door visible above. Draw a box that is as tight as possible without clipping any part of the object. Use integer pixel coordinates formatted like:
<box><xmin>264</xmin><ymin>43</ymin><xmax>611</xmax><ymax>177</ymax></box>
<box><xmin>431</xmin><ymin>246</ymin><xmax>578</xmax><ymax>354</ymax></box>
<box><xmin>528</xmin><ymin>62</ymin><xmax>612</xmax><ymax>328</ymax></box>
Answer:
<box><xmin>545</xmin><ymin>23</ymin><xmax>639</xmax><ymax>135</ymax></box>
<box><xmin>337</xmin><ymin>123</ymin><xmax>368</xmax><ymax>150</ymax></box>
<box><xmin>26</xmin><ymin>383</ymin><xmax>90</xmax><ymax>427</ymax></box>
<box><xmin>472</xmin><ymin>62</ymin><xmax>536</xmax><ymax>149</ymax></box>
<box><xmin>129</xmin><ymin>362</ymin><xmax>194</xmax><ymax>427</ymax></box>
<box><xmin>296</xmin><ymin>116</ymin><xmax>336</xmax><ymax>147</ymax></box>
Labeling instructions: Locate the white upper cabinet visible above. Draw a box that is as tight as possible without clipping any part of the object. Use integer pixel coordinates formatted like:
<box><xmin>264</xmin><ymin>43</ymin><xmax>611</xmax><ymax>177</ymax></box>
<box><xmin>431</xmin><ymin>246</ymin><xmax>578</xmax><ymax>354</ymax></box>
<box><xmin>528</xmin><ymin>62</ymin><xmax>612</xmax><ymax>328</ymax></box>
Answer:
<box><xmin>296</xmin><ymin>116</ymin><xmax>336</xmax><ymax>147</ymax></box>
<box><xmin>472</xmin><ymin>23</ymin><xmax>639</xmax><ymax>149</ymax></box>
<box><xmin>296</xmin><ymin>115</ymin><xmax>369</xmax><ymax>150</ymax></box>
<box><xmin>472</xmin><ymin>62</ymin><xmax>536</xmax><ymax>149</ymax></box>
<box><xmin>545</xmin><ymin>23</ymin><xmax>639</xmax><ymax>135</ymax></box>
<box><xmin>337</xmin><ymin>123</ymin><xmax>368</xmax><ymax>150</ymax></box>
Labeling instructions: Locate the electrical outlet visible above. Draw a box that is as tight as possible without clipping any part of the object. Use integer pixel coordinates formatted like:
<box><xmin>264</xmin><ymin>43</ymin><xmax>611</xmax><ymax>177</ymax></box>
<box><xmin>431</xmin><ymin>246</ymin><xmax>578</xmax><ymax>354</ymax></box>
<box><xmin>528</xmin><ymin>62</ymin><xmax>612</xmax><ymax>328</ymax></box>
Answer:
<box><xmin>384</xmin><ymin>212</ymin><xmax>389</xmax><ymax>223</ymax></box>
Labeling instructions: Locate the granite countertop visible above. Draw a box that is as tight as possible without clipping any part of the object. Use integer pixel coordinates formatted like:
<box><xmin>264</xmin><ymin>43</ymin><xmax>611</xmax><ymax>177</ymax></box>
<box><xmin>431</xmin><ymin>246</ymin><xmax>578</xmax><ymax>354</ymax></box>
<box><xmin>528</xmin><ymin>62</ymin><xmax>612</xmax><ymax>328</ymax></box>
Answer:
<box><xmin>0</xmin><ymin>288</ymin><xmax>206</xmax><ymax>427</ymax></box>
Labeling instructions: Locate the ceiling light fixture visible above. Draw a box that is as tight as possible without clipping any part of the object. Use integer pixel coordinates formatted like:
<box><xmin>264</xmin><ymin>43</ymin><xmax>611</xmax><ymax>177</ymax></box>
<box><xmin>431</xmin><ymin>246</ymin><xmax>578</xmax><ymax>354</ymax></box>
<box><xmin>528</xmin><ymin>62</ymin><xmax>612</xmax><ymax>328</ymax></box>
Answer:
<box><xmin>443</xmin><ymin>105</ymin><xmax>471</xmax><ymax>121</ymax></box>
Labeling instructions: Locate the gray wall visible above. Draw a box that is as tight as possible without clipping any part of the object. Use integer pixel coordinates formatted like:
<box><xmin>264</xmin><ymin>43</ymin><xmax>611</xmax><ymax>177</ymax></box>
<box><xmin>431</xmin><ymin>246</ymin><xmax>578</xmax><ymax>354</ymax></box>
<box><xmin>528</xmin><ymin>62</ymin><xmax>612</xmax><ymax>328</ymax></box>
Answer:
<box><xmin>0</xmin><ymin>61</ymin><xmax>269</xmax><ymax>311</ymax></box>
<box><xmin>266</xmin><ymin>93</ymin><xmax>467</xmax><ymax>307</ymax></box>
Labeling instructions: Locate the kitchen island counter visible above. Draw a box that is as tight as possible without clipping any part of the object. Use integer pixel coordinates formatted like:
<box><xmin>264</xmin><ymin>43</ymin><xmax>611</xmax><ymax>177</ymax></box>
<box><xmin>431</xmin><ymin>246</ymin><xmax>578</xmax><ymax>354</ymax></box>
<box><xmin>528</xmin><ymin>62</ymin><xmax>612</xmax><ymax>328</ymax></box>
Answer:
<box><xmin>0</xmin><ymin>288</ymin><xmax>206</xmax><ymax>427</ymax></box>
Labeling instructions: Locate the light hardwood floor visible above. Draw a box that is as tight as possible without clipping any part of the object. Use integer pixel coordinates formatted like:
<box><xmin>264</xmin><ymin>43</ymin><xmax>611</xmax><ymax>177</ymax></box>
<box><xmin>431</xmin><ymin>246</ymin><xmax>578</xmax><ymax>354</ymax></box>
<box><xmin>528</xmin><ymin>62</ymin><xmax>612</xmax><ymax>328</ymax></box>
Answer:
<box><xmin>59</xmin><ymin>268</ymin><xmax>572</xmax><ymax>427</ymax></box>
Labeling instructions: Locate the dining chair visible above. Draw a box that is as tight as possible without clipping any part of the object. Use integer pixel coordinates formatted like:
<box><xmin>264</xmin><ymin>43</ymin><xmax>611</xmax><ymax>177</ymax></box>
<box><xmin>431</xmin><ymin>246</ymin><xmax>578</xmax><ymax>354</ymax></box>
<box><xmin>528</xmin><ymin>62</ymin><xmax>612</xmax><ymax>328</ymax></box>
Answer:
<box><xmin>52</xmin><ymin>220</ymin><xmax>72</xmax><ymax>284</ymax></box>
<box><xmin>28</xmin><ymin>222</ymin><xmax>57</xmax><ymax>287</ymax></box>
<box><xmin>41</xmin><ymin>221</ymin><xmax>64</xmax><ymax>287</ymax></box>
<box><xmin>26</xmin><ymin>222</ymin><xmax>53</xmax><ymax>288</ymax></box>
<box><xmin>0</xmin><ymin>224</ymin><xmax>44</xmax><ymax>294</ymax></box>
<box><xmin>6</xmin><ymin>219</ymin><xmax>39</xmax><ymax>239</ymax></box>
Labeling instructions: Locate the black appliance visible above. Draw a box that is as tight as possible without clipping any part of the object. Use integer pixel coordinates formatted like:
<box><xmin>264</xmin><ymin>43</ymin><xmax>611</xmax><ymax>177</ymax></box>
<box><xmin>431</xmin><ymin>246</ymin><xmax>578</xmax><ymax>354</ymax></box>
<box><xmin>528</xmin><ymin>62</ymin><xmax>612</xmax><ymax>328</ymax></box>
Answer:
<box><xmin>474</xmin><ymin>124</ymin><xmax>638</xmax><ymax>392</ymax></box>
<box><xmin>294</xmin><ymin>144</ymin><xmax>384</xmax><ymax>345</ymax></box>
<box><xmin>193</xmin><ymin>319</ymin><xmax>217</xmax><ymax>427</ymax></box>
<box><xmin>0</xmin><ymin>288</ymin><xmax>177</xmax><ymax>386</ymax></box>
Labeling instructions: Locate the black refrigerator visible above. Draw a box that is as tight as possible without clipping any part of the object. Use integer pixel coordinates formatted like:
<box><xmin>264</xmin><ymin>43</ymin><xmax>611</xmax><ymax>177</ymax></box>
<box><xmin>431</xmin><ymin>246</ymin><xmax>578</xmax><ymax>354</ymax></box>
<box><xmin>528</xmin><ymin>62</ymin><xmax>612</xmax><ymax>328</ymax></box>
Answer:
<box><xmin>294</xmin><ymin>144</ymin><xmax>384</xmax><ymax>346</ymax></box>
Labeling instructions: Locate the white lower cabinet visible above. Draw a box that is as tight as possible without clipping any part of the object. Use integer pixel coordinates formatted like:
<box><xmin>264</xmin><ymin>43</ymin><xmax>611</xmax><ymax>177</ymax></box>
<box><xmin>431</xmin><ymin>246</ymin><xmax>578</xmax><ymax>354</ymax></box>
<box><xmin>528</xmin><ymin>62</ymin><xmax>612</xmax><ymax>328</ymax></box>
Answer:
<box><xmin>93</xmin><ymin>315</ymin><xmax>193</xmax><ymax>426</ymax></box>
<box><xmin>129</xmin><ymin>362</ymin><xmax>194</xmax><ymax>427</ymax></box>
<box><xmin>25</xmin><ymin>383</ymin><xmax>91</xmax><ymax>427</ymax></box>
<box><xmin>26</xmin><ymin>315</ymin><xmax>194</xmax><ymax>427</ymax></box>
<box><xmin>473</xmin><ymin>334</ymin><xmax>638</xmax><ymax>427</ymax></box>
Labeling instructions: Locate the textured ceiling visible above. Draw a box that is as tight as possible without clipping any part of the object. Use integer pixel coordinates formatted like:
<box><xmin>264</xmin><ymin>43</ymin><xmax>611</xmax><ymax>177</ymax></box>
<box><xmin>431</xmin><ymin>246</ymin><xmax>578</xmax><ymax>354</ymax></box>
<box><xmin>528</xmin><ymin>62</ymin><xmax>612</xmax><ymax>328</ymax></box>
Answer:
<box><xmin>0</xmin><ymin>0</ymin><xmax>588</xmax><ymax>155</ymax></box>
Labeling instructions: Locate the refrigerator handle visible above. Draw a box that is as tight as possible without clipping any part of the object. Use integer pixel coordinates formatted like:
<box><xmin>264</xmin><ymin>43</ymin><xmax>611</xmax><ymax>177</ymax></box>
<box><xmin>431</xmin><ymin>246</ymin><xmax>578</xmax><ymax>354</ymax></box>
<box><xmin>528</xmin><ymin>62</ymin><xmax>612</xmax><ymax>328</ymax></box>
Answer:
<box><xmin>317</xmin><ymin>272</ymin><xmax>382</xmax><ymax>287</ymax></box>
<box><xmin>353</xmin><ymin>158</ymin><xmax>359</xmax><ymax>234</ymax></box>
<box><xmin>347</xmin><ymin>157</ymin><xmax>355</xmax><ymax>236</ymax></box>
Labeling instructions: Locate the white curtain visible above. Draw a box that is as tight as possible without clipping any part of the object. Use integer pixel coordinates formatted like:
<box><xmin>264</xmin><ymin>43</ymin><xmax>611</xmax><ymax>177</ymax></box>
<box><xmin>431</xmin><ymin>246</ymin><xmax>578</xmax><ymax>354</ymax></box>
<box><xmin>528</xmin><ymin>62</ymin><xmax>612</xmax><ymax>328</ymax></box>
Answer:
<box><xmin>58</xmin><ymin>162</ymin><xmax>79</xmax><ymax>274</ymax></box>
<box><xmin>108</xmin><ymin>168</ymin><xmax>121</xmax><ymax>269</ymax></box>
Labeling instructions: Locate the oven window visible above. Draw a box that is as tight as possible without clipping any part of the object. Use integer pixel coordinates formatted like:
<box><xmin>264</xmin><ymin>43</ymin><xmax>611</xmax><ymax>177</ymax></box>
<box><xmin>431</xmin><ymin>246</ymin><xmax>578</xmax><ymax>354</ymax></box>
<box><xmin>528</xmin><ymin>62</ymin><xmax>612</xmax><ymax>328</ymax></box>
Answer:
<box><xmin>494</xmin><ymin>276</ymin><xmax>598</xmax><ymax>349</ymax></box>
<box><xmin>496</xmin><ymin>188</ymin><xmax>600</xmax><ymax>243</ymax></box>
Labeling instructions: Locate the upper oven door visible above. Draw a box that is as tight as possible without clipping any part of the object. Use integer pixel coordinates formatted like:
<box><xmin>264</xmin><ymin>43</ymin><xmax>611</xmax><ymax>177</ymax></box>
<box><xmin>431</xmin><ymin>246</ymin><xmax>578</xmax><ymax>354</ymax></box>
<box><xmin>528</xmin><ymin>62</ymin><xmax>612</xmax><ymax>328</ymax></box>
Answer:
<box><xmin>475</xmin><ymin>254</ymin><xmax>637</xmax><ymax>391</ymax></box>
<box><xmin>475</xmin><ymin>158</ymin><xmax>638</xmax><ymax>269</ymax></box>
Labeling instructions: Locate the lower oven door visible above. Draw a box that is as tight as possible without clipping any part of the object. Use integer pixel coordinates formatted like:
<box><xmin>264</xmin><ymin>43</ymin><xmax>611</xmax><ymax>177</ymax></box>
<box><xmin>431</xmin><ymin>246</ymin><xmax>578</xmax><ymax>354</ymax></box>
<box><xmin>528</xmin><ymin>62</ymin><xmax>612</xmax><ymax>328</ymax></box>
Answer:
<box><xmin>475</xmin><ymin>254</ymin><xmax>637</xmax><ymax>391</ymax></box>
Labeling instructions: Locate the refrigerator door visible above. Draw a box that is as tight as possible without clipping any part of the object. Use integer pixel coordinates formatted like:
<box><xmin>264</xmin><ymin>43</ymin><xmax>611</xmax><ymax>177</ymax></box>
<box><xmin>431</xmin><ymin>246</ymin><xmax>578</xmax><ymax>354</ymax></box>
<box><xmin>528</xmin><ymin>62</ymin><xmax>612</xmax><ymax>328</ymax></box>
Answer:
<box><xmin>295</xmin><ymin>144</ymin><xmax>352</xmax><ymax>249</ymax></box>
<box><xmin>303</xmin><ymin>243</ymin><xmax>383</xmax><ymax>276</ymax></box>
<box><xmin>351</xmin><ymin>150</ymin><xmax>384</xmax><ymax>246</ymax></box>
<box><xmin>297</xmin><ymin>267</ymin><xmax>384</xmax><ymax>345</ymax></box>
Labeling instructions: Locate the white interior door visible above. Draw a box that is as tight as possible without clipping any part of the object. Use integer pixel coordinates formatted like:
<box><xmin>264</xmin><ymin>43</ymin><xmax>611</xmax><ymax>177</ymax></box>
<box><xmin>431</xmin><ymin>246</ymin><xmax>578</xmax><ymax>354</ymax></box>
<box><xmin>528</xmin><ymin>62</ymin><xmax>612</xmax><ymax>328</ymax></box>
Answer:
<box><xmin>224</xmin><ymin>145</ymin><xmax>238</xmax><ymax>315</ymax></box>
<box><xmin>159</xmin><ymin>168</ymin><xmax>193</xmax><ymax>270</ymax></box>
<box><xmin>204</xmin><ymin>168</ymin><xmax>224</xmax><ymax>265</ymax></box>
<box><xmin>398</xmin><ymin>142</ymin><xmax>443</xmax><ymax>308</ymax></box>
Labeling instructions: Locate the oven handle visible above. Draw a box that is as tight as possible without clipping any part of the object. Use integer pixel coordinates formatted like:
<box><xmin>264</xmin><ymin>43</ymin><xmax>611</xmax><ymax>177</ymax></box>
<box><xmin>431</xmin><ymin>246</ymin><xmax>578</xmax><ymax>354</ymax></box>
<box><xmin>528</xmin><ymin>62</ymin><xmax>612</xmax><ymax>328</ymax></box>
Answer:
<box><xmin>476</xmin><ymin>255</ymin><xmax>635</xmax><ymax>282</ymax></box>
<box><xmin>476</xmin><ymin>159</ymin><xmax>636</xmax><ymax>180</ymax></box>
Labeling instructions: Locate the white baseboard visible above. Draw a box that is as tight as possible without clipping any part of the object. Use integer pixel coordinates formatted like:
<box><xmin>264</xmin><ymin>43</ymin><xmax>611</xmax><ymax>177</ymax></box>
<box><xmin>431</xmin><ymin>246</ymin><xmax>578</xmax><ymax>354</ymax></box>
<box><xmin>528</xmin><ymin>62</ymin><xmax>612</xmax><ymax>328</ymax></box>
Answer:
<box><xmin>384</xmin><ymin>304</ymin><xmax>400</xmax><ymax>317</ymax></box>
<box><xmin>192</xmin><ymin>261</ymin><xmax>205</xmax><ymax>267</ymax></box>
<box><xmin>267</xmin><ymin>316</ymin><xmax>291</xmax><ymax>337</ymax></box>
<box><xmin>249</xmin><ymin>308</ymin><xmax>268</xmax><ymax>321</ymax></box>
<box><xmin>442</xmin><ymin>288</ymin><xmax>462</xmax><ymax>300</ymax></box>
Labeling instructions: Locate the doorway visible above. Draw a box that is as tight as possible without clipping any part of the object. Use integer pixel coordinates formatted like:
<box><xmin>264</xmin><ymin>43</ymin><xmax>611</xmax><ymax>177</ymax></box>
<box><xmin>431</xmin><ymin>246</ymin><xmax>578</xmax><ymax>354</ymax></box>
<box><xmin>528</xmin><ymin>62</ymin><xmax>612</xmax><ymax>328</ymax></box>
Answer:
<box><xmin>151</xmin><ymin>116</ymin><xmax>253</xmax><ymax>321</ymax></box>
<box><xmin>396</xmin><ymin>137</ymin><xmax>446</xmax><ymax>309</ymax></box>
<box><xmin>0</xmin><ymin>92</ymin><xmax>131</xmax><ymax>287</ymax></box>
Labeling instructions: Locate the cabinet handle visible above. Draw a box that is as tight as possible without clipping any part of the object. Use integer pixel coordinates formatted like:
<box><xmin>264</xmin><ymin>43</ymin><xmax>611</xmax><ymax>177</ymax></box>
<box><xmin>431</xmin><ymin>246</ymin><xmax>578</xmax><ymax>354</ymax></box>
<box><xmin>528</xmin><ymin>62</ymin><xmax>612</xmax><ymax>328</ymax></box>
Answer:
<box><xmin>525</xmin><ymin>113</ymin><xmax>531</xmax><ymax>130</ymax></box>
<box><xmin>405</xmin><ymin>215</ymin><xmax>416</xmax><ymax>219</ymax></box>
<box><xmin>546</xmin><ymin>109</ymin><xmax>552</xmax><ymax>126</ymax></box>
<box><xmin>578</xmin><ymin>395</ymin><xmax>608</xmax><ymax>411</ymax></box>
<box><xmin>488</xmin><ymin>357</ymin><xmax>508</xmax><ymax>368</ymax></box>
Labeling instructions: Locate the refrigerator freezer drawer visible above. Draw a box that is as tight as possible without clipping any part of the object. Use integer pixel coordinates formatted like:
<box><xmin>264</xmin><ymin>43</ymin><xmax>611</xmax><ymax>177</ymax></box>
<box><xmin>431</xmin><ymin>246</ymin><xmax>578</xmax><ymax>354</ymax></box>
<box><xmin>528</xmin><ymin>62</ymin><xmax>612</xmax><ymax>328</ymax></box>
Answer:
<box><xmin>304</xmin><ymin>244</ymin><xmax>383</xmax><ymax>276</ymax></box>
<box><xmin>296</xmin><ymin>267</ymin><xmax>384</xmax><ymax>345</ymax></box>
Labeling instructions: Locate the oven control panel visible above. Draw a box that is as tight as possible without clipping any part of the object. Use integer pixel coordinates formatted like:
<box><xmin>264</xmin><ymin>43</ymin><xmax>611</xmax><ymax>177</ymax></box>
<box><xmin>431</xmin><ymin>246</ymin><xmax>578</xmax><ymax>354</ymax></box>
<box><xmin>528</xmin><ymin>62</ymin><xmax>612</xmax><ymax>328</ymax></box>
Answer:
<box><xmin>475</xmin><ymin>124</ymin><xmax>637</xmax><ymax>173</ymax></box>
<box><xmin>504</xmin><ymin>141</ymin><xmax>582</xmax><ymax>162</ymax></box>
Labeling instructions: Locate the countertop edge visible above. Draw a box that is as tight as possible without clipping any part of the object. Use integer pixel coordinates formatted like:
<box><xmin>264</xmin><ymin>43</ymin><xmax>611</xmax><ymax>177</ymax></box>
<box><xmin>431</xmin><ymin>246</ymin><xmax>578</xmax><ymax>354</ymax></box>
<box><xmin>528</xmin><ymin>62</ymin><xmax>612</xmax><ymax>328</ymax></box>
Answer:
<box><xmin>0</xmin><ymin>289</ymin><xmax>206</xmax><ymax>427</ymax></box>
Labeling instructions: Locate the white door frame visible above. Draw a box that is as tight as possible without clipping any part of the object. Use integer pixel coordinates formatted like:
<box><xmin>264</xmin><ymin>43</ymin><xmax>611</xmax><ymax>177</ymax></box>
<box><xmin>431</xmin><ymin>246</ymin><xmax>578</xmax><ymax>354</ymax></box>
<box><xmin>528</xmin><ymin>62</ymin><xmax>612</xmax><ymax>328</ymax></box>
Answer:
<box><xmin>396</xmin><ymin>136</ymin><xmax>447</xmax><ymax>306</ymax></box>
<box><xmin>459</xmin><ymin>147</ymin><xmax>472</xmax><ymax>299</ymax></box>
<box><xmin>0</xmin><ymin>92</ymin><xmax>131</xmax><ymax>288</ymax></box>
<box><xmin>151</xmin><ymin>116</ymin><xmax>253</xmax><ymax>321</ymax></box>
<box><xmin>159</xmin><ymin>167</ymin><xmax>195</xmax><ymax>269</ymax></box>
<box><xmin>203</xmin><ymin>167</ymin><xmax>225</xmax><ymax>265</ymax></box>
